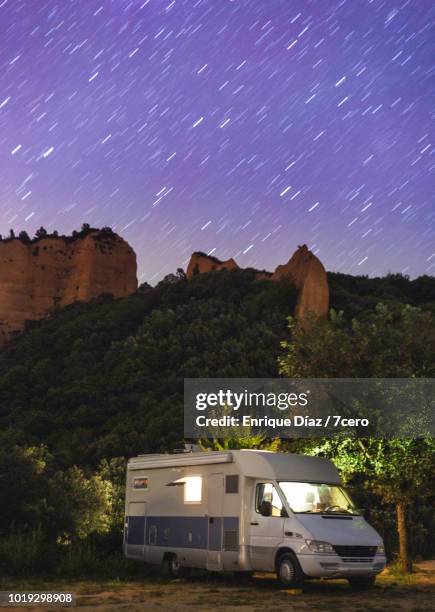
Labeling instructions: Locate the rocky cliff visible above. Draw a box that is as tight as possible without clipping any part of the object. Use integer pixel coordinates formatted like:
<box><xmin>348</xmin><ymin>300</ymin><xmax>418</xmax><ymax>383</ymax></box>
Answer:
<box><xmin>186</xmin><ymin>252</ymin><xmax>239</xmax><ymax>278</ymax></box>
<box><xmin>272</xmin><ymin>245</ymin><xmax>329</xmax><ymax>320</ymax></box>
<box><xmin>0</xmin><ymin>229</ymin><xmax>137</xmax><ymax>343</ymax></box>
<box><xmin>185</xmin><ymin>245</ymin><xmax>329</xmax><ymax>321</ymax></box>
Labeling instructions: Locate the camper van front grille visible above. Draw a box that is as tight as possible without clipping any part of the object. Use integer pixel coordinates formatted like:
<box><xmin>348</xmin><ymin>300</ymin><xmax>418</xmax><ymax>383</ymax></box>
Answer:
<box><xmin>333</xmin><ymin>545</ymin><xmax>377</xmax><ymax>558</ymax></box>
<box><xmin>224</xmin><ymin>530</ymin><xmax>239</xmax><ymax>552</ymax></box>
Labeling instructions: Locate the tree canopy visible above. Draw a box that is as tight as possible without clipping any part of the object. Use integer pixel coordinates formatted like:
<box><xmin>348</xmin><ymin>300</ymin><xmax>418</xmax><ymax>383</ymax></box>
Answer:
<box><xmin>279</xmin><ymin>303</ymin><xmax>435</xmax><ymax>571</ymax></box>
<box><xmin>0</xmin><ymin>265</ymin><xmax>433</xmax><ymax>573</ymax></box>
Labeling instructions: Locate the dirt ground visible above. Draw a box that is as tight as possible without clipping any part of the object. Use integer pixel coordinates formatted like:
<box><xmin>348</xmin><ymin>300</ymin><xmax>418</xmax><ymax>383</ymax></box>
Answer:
<box><xmin>4</xmin><ymin>561</ymin><xmax>435</xmax><ymax>612</ymax></box>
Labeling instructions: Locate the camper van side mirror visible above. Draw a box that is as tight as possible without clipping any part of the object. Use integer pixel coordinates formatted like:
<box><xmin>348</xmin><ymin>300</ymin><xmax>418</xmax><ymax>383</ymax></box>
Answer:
<box><xmin>259</xmin><ymin>500</ymin><xmax>272</xmax><ymax>517</ymax></box>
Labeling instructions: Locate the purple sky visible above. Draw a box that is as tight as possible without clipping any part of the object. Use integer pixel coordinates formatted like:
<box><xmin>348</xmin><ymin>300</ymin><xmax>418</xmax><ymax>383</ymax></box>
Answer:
<box><xmin>0</xmin><ymin>0</ymin><xmax>434</xmax><ymax>283</ymax></box>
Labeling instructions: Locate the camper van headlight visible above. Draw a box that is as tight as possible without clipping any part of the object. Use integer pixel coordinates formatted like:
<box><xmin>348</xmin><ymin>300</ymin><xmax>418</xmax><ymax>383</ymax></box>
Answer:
<box><xmin>305</xmin><ymin>540</ymin><xmax>334</xmax><ymax>554</ymax></box>
<box><xmin>377</xmin><ymin>544</ymin><xmax>385</xmax><ymax>555</ymax></box>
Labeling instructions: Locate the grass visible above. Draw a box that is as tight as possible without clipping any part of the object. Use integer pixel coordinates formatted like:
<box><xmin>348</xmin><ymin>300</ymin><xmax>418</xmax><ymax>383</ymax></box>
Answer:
<box><xmin>0</xmin><ymin>578</ymin><xmax>431</xmax><ymax>612</ymax></box>
<box><xmin>0</xmin><ymin>530</ymin><xmax>146</xmax><ymax>581</ymax></box>
<box><xmin>0</xmin><ymin>532</ymin><xmax>433</xmax><ymax>610</ymax></box>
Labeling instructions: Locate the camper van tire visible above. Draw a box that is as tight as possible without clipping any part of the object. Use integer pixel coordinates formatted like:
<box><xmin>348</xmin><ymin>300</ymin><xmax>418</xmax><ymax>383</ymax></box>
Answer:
<box><xmin>347</xmin><ymin>576</ymin><xmax>376</xmax><ymax>590</ymax></box>
<box><xmin>166</xmin><ymin>553</ymin><xmax>191</xmax><ymax>579</ymax></box>
<box><xmin>276</xmin><ymin>552</ymin><xmax>303</xmax><ymax>588</ymax></box>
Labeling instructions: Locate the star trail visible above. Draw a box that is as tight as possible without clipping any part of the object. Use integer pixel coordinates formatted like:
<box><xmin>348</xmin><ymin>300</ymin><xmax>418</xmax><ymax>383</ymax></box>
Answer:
<box><xmin>0</xmin><ymin>0</ymin><xmax>434</xmax><ymax>282</ymax></box>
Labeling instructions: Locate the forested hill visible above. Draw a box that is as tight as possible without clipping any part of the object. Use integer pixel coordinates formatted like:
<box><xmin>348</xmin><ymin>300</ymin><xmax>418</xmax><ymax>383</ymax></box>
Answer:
<box><xmin>0</xmin><ymin>268</ymin><xmax>433</xmax><ymax>468</ymax></box>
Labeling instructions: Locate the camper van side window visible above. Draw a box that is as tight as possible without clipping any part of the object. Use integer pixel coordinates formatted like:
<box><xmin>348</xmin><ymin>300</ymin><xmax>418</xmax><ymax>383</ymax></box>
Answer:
<box><xmin>225</xmin><ymin>475</ymin><xmax>239</xmax><ymax>494</ymax></box>
<box><xmin>133</xmin><ymin>477</ymin><xmax>148</xmax><ymax>489</ymax></box>
<box><xmin>256</xmin><ymin>483</ymin><xmax>284</xmax><ymax>517</ymax></box>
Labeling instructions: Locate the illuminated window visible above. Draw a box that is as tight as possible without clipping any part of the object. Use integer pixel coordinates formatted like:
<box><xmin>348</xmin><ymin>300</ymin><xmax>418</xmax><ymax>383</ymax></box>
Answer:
<box><xmin>278</xmin><ymin>482</ymin><xmax>358</xmax><ymax>515</ymax></box>
<box><xmin>184</xmin><ymin>476</ymin><xmax>202</xmax><ymax>503</ymax></box>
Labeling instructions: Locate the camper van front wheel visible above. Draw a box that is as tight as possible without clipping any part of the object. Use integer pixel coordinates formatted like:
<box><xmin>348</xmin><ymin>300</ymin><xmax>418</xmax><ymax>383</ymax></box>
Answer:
<box><xmin>166</xmin><ymin>554</ymin><xmax>191</xmax><ymax>579</ymax></box>
<box><xmin>277</xmin><ymin>553</ymin><xmax>302</xmax><ymax>588</ymax></box>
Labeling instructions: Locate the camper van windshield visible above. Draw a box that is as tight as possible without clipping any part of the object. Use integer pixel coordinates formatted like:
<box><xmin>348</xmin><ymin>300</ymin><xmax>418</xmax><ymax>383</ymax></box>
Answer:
<box><xmin>278</xmin><ymin>482</ymin><xmax>360</xmax><ymax>515</ymax></box>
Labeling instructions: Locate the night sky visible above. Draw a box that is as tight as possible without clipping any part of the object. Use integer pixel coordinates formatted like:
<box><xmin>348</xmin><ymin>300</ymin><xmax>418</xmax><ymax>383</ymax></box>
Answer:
<box><xmin>0</xmin><ymin>0</ymin><xmax>434</xmax><ymax>283</ymax></box>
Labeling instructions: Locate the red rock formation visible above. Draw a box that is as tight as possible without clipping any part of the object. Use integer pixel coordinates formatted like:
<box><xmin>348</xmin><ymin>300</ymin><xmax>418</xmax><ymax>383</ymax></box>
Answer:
<box><xmin>186</xmin><ymin>245</ymin><xmax>329</xmax><ymax>321</ymax></box>
<box><xmin>272</xmin><ymin>244</ymin><xmax>329</xmax><ymax>320</ymax></box>
<box><xmin>0</xmin><ymin>230</ymin><xmax>137</xmax><ymax>343</ymax></box>
<box><xmin>186</xmin><ymin>252</ymin><xmax>239</xmax><ymax>278</ymax></box>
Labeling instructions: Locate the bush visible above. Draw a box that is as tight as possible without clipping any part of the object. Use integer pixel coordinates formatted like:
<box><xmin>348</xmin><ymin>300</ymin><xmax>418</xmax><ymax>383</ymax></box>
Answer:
<box><xmin>0</xmin><ymin>529</ymin><xmax>56</xmax><ymax>576</ymax></box>
<box><xmin>0</xmin><ymin>530</ymin><xmax>143</xmax><ymax>579</ymax></box>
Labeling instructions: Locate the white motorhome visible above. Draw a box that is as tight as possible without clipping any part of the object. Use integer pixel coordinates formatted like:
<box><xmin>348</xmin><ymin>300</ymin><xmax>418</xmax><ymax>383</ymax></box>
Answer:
<box><xmin>124</xmin><ymin>450</ymin><xmax>386</xmax><ymax>588</ymax></box>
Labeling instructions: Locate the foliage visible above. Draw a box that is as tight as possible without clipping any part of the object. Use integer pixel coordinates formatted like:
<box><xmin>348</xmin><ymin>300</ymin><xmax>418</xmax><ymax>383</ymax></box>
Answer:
<box><xmin>0</xmin><ymin>529</ymin><xmax>50</xmax><ymax>576</ymax></box>
<box><xmin>0</xmin><ymin>441</ymin><xmax>124</xmax><ymax>545</ymax></box>
<box><xmin>328</xmin><ymin>272</ymin><xmax>435</xmax><ymax>318</ymax></box>
<box><xmin>279</xmin><ymin>303</ymin><xmax>435</xmax><ymax>378</ymax></box>
<box><xmin>301</xmin><ymin>436</ymin><xmax>435</xmax><ymax>570</ymax></box>
<box><xmin>201</xmin><ymin>430</ymin><xmax>282</xmax><ymax>451</ymax></box>
<box><xmin>0</xmin><ymin>530</ymin><xmax>142</xmax><ymax>579</ymax></box>
<box><xmin>0</xmin><ymin>269</ymin><xmax>298</xmax><ymax>464</ymax></box>
<box><xmin>49</xmin><ymin>466</ymin><xmax>113</xmax><ymax>542</ymax></box>
<box><xmin>279</xmin><ymin>304</ymin><xmax>435</xmax><ymax>570</ymax></box>
<box><xmin>0</xmin><ymin>443</ymin><xmax>52</xmax><ymax>531</ymax></box>
<box><xmin>0</xmin><ymin>224</ymin><xmax>115</xmax><ymax>245</ymax></box>
<box><xmin>301</xmin><ymin>436</ymin><xmax>434</xmax><ymax>504</ymax></box>
<box><xmin>0</xmin><ymin>265</ymin><xmax>433</xmax><ymax>573</ymax></box>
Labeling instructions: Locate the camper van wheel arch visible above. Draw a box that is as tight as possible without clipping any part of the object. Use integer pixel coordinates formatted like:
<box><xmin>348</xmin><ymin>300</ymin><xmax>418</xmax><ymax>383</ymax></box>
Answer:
<box><xmin>276</xmin><ymin>550</ymin><xmax>303</xmax><ymax>588</ymax></box>
<box><xmin>165</xmin><ymin>553</ymin><xmax>191</xmax><ymax>579</ymax></box>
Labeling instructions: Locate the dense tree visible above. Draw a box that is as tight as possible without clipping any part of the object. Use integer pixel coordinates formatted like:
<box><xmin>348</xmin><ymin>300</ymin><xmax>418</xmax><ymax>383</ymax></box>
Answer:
<box><xmin>279</xmin><ymin>303</ymin><xmax>435</xmax><ymax>378</ymax></box>
<box><xmin>18</xmin><ymin>231</ymin><xmax>31</xmax><ymax>244</ymax></box>
<box><xmin>35</xmin><ymin>226</ymin><xmax>48</xmax><ymax>239</ymax></box>
<box><xmin>96</xmin><ymin>457</ymin><xmax>127</xmax><ymax>537</ymax></box>
<box><xmin>298</xmin><ymin>436</ymin><xmax>434</xmax><ymax>572</ymax></box>
<box><xmin>0</xmin><ymin>443</ymin><xmax>51</xmax><ymax>532</ymax></box>
<box><xmin>49</xmin><ymin>466</ymin><xmax>113</xmax><ymax>542</ymax></box>
<box><xmin>279</xmin><ymin>304</ymin><xmax>435</xmax><ymax>571</ymax></box>
<box><xmin>328</xmin><ymin>272</ymin><xmax>435</xmax><ymax>318</ymax></box>
<box><xmin>0</xmin><ymin>443</ymin><xmax>119</xmax><ymax>544</ymax></box>
<box><xmin>200</xmin><ymin>426</ymin><xmax>282</xmax><ymax>451</ymax></box>
<box><xmin>0</xmin><ymin>266</ymin><xmax>433</xmax><ymax>571</ymax></box>
<box><xmin>0</xmin><ymin>270</ymin><xmax>298</xmax><ymax>464</ymax></box>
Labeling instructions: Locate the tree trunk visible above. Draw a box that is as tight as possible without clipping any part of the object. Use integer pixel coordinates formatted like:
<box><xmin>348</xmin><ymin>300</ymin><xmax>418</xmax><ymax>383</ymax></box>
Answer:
<box><xmin>396</xmin><ymin>500</ymin><xmax>412</xmax><ymax>573</ymax></box>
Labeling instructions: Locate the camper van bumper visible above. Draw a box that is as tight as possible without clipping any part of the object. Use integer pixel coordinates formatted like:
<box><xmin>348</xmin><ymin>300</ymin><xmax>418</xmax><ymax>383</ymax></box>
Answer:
<box><xmin>297</xmin><ymin>554</ymin><xmax>387</xmax><ymax>578</ymax></box>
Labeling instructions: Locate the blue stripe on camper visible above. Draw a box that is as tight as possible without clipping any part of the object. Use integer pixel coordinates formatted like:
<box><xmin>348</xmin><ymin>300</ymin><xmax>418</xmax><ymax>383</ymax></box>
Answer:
<box><xmin>223</xmin><ymin>516</ymin><xmax>238</xmax><ymax>531</ymax></box>
<box><xmin>126</xmin><ymin>516</ymin><xmax>238</xmax><ymax>550</ymax></box>
<box><xmin>146</xmin><ymin>516</ymin><xmax>208</xmax><ymax>549</ymax></box>
<box><xmin>208</xmin><ymin>517</ymin><xmax>223</xmax><ymax>551</ymax></box>
<box><xmin>127</xmin><ymin>516</ymin><xmax>146</xmax><ymax>545</ymax></box>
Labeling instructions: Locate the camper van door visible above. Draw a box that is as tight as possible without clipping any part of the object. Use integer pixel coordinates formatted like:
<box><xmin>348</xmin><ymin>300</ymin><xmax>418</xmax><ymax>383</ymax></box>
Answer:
<box><xmin>250</xmin><ymin>482</ymin><xmax>285</xmax><ymax>570</ymax></box>
<box><xmin>125</xmin><ymin>501</ymin><xmax>147</xmax><ymax>559</ymax></box>
<box><xmin>207</xmin><ymin>473</ymin><xmax>224</xmax><ymax>570</ymax></box>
